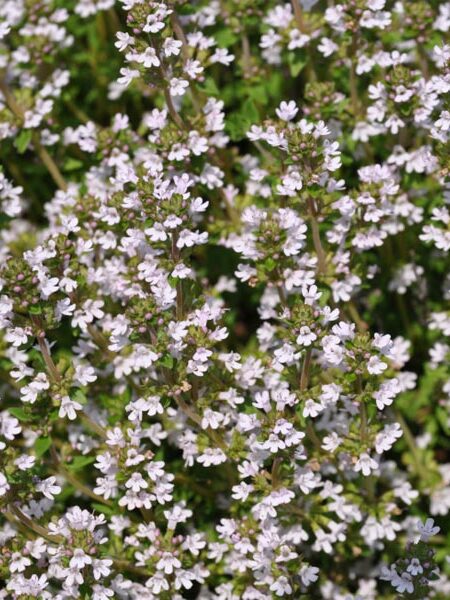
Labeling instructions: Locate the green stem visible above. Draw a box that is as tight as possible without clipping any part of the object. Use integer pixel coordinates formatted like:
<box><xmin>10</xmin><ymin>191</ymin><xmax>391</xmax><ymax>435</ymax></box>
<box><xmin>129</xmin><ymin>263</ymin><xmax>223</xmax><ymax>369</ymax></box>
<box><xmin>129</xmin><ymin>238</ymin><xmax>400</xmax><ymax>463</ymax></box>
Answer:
<box><xmin>271</xmin><ymin>456</ymin><xmax>282</xmax><ymax>488</ymax></box>
<box><xmin>360</xmin><ymin>402</ymin><xmax>368</xmax><ymax>446</ymax></box>
<box><xmin>357</xmin><ymin>374</ymin><xmax>368</xmax><ymax>445</ymax></box>
<box><xmin>10</xmin><ymin>505</ymin><xmax>63</xmax><ymax>544</ymax></box>
<box><xmin>171</xmin><ymin>232</ymin><xmax>185</xmax><ymax>319</ymax></box>
<box><xmin>300</xmin><ymin>348</ymin><xmax>312</xmax><ymax>391</ymax></box>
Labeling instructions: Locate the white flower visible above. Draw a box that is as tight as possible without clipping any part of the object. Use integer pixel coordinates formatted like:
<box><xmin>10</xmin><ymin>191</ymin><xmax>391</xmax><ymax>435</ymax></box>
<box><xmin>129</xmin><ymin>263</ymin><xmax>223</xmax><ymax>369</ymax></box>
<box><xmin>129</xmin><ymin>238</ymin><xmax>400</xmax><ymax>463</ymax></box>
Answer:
<box><xmin>156</xmin><ymin>552</ymin><xmax>181</xmax><ymax>574</ymax></box>
<box><xmin>296</xmin><ymin>326</ymin><xmax>317</xmax><ymax>346</ymax></box>
<box><xmin>366</xmin><ymin>355</ymin><xmax>387</xmax><ymax>374</ymax></box>
<box><xmin>115</xmin><ymin>32</ymin><xmax>134</xmax><ymax>52</ymax></box>
<box><xmin>136</xmin><ymin>47</ymin><xmax>160</xmax><ymax>68</ymax></box>
<box><xmin>125</xmin><ymin>472</ymin><xmax>148</xmax><ymax>493</ymax></box>
<box><xmin>169</xmin><ymin>77</ymin><xmax>189</xmax><ymax>97</ymax></box>
<box><xmin>407</xmin><ymin>558</ymin><xmax>423</xmax><ymax>576</ymax></box>
<box><xmin>0</xmin><ymin>472</ymin><xmax>10</xmax><ymax>496</ymax></box>
<box><xmin>9</xmin><ymin>552</ymin><xmax>32</xmax><ymax>573</ymax></box>
<box><xmin>270</xmin><ymin>576</ymin><xmax>292</xmax><ymax>596</ymax></box>
<box><xmin>303</xmin><ymin>399</ymin><xmax>323</xmax><ymax>418</ymax></box>
<box><xmin>197</xmin><ymin>448</ymin><xmax>227</xmax><ymax>466</ymax></box>
<box><xmin>5</xmin><ymin>327</ymin><xmax>29</xmax><ymax>347</ymax></box>
<box><xmin>70</xmin><ymin>548</ymin><xmax>92</xmax><ymax>569</ymax></box>
<box><xmin>392</xmin><ymin>571</ymin><xmax>414</xmax><ymax>594</ymax></box>
<box><xmin>15</xmin><ymin>455</ymin><xmax>36</xmax><ymax>471</ymax></box>
<box><xmin>59</xmin><ymin>396</ymin><xmax>83</xmax><ymax>421</ymax></box>
<box><xmin>354</xmin><ymin>453</ymin><xmax>378</xmax><ymax>476</ymax></box>
<box><xmin>36</xmin><ymin>476</ymin><xmax>61</xmax><ymax>499</ymax></box>
<box><xmin>93</xmin><ymin>585</ymin><xmax>114</xmax><ymax>600</ymax></box>
<box><xmin>74</xmin><ymin>363</ymin><xmax>97</xmax><ymax>386</ymax></box>
<box><xmin>210</xmin><ymin>48</ymin><xmax>235</xmax><ymax>65</ymax></box>
<box><xmin>163</xmin><ymin>38</ymin><xmax>182</xmax><ymax>57</ymax></box>
<box><xmin>417</xmin><ymin>518</ymin><xmax>440</xmax><ymax>542</ymax></box>
<box><xmin>299</xmin><ymin>565</ymin><xmax>319</xmax><ymax>586</ymax></box>
<box><xmin>318</xmin><ymin>37</ymin><xmax>338</xmax><ymax>57</ymax></box>
<box><xmin>276</xmin><ymin>100</ymin><xmax>298</xmax><ymax>121</ymax></box>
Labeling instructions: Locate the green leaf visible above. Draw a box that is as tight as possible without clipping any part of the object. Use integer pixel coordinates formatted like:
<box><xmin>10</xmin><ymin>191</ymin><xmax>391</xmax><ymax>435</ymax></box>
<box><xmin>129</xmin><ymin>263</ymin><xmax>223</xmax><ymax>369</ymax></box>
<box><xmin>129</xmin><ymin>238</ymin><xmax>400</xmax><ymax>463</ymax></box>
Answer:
<box><xmin>246</xmin><ymin>85</ymin><xmax>268</xmax><ymax>105</ymax></box>
<box><xmin>436</xmin><ymin>407</ymin><xmax>450</xmax><ymax>435</ymax></box>
<box><xmin>288</xmin><ymin>53</ymin><xmax>306</xmax><ymax>77</ymax></box>
<box><xmin>214</xmin><ymin>29</ymin><xmax>238</xmax><ymax>48</ymax></box>
<box><xmin>198</xmin><ymin>77</ymin><xmax>220</xmax><ymax>97</ymax></box>
<box><xmin>91</xmin><ymin>502</ymin><xmax>115</xmax><ymax>516</ymax></box>
<box><xmin>266</xmin><ymin>71</ymin><xmax>283</xmax><ymax>98</ymax></box>
<box><xmin>64</xmin><ymin>158</ymin><xmax>84</xmax><ymax>172</ymax></box>
<box><xmin>9</xmin><ymin>407</ymin><xmax>33</xmax><ymax>422</ymax></box>
<box><xmin>35</xmin><ymin>436</ymin><xmax>52</xmax><ymax>458</ymax></box>
<box><xmin>160</xmin><ymin>354</ymin><xmax>174</xmax><ymax>369</ymax></box>
<box><xmin>28</xmin><ymin>304</ymin><xmax>42</xmax><ymax>315</ymax></box>
<box><xmin>397</xmin><ymin>365</ymin><xmax>447</xmax><ymax>416</ymax></box>
<box><xmin>48</xmin><ymin>409</ymin><xmax>59</xmax><ymax>422</ymax></box>
<box><xmin>72</xmin><ymin>388</ymin><xmax>87</xmax><ymax>405</ymax></box>
<box><xmin>14</xmin><ymin>130</ymin><xmax>32</xmax><ymax>154</ymax></box>
<box><xmin>262</xmin><ymin>257</ymin><xmax>276</xmax><ymax>273</ymax></box>
<box><xmin>67</xmin><ymin>455</ymin><xmax>95</xmax><ymax>471</ymax></box>
<box><xmin>226</xmin><ymin>99</ymin><xmax>259</xmax><ymax>141</ymax></box>
<box><xmin>242</xmin><ymin>98</ymin><xmax>259</xmax><ymax>122</ymax></box>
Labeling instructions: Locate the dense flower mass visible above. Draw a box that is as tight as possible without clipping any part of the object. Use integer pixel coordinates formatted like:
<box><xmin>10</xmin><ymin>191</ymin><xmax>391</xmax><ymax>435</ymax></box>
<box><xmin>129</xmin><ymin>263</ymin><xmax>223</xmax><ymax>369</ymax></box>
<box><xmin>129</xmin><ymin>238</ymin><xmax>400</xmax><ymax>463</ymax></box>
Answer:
<box><xmin>0</xmin><ymin>0</ymin><xmax>449</xmax><ymax>598</ymax></box>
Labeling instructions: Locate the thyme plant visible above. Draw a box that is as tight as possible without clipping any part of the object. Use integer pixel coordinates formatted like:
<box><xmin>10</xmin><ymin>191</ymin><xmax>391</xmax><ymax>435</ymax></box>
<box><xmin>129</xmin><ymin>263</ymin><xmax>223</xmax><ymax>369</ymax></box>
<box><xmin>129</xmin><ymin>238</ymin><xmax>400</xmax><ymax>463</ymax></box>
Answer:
<box><xmin>0</xmin><ymin>1</ymin><xmax>449</xmax><ymax>598</ymax></box>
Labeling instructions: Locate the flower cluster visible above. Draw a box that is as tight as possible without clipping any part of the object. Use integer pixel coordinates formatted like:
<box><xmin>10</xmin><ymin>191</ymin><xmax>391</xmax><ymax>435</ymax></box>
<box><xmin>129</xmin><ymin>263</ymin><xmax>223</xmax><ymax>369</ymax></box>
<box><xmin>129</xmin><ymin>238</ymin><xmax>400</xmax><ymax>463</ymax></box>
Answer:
<box><xmin>0</xmin><ymin>1</ymin><xmax>449</xmax><ymax>599</ymax></box>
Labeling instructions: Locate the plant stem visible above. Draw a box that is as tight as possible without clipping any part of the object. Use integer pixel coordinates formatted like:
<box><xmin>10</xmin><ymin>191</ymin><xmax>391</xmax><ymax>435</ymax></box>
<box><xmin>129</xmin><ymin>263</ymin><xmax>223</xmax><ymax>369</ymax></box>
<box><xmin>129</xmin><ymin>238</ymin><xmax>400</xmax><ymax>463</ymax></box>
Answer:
<box><xmin>291</xmin><ymin>0</ymin><xmax>306</xmax><ymax>33</ymax></box>
<box><xmin>277</xmin><ymin>283</ymin><xmax>288</xmax><ymax>307</ymax></box>
<box><xmin>347</xmin><ymin>301</ymin><xmax>368</xmax><ymax>332</ymax></box>
<box><xmin>300</xmin><ymin>348</ymin><xmax>312</xmax><ymax>391</ymax></box>
<box><xmin>357</xmin><ymin>374</ymin><xmax>368</xmax><ymax>445</ymax></box>
<box><xmin>32</xmin><ymin>133</ymin><xmax>68</xmax><ymax>191</ymax></box>
<box><xmin>80</xmin><ymin>411</ymin><xmax>107</xmax><ymax>439</ymax></box>
<box><xmin>271</xmin><ymin>456</ymin><xmax>282</xmax><ymax>488</ymax></box>
<box><xmin>349</xmin><ymin>33</ymin><xmax>360</xmax><ymax>118</ymax></box>
<box><xmin>307</xmin><ymin>198</ymin><xmax>327</xmax><ymax>274</ymax></box>
<box><xmin>171</xmin><ymin>232</ymin><xmax>185</xmax><ymax>320</ymax></box>
<box><xmin>36</xmin><ymin>335</ymin><xmax>61</xmax><ymax>383</ymax></box>
<box><xmin>112</xmin><ymin>559</ymin><xmax>149</xmax><ymax>577</ymax></box>
<box><xmin>170</xmin><ymin>13</ymin><xmax>189</xmax><ymax>61</ymax></box>
<box><xmin>241</xmin><ymin>34</ymin><xmax>252</xmax><ymax>78</ymax></box>
<box><xmin>360</xmin><ymin>402</ymin><xmax>368</xmax><ymax>445</ymax></box>
<box><xmin>0</xmin><ymin>78</ymin><xmax>67</xmax><ymax>191</ymax></box>
<box><xmin>219</xmin><ymin>187</ymin><xmax>240</xmax><ymax>227</ymax></box>
<box><xmin>50</xmin><ymin>446</ymin><xmax>111</xmax><ymax>506</ymax></box>
<box><xmin>163</xmin><ymin>87</ymin><xmax>187</xmax><ymax>131</ymax></box>
<box><xmin>10</xmin><ymin>505</ymin><xmax>63</xmax><ymax>544</ymax></box>
<box><xmin>306</xmin><ymin>421</ymin><xmax>322</xmax><ymax>451</ymax></box>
